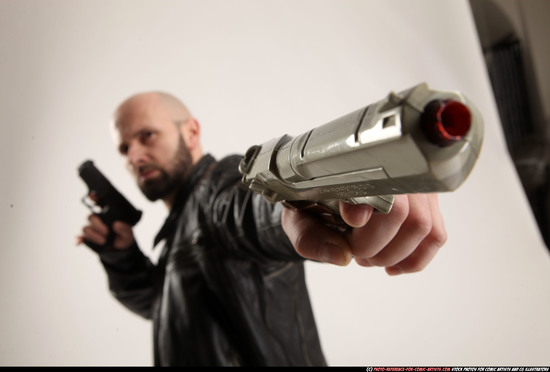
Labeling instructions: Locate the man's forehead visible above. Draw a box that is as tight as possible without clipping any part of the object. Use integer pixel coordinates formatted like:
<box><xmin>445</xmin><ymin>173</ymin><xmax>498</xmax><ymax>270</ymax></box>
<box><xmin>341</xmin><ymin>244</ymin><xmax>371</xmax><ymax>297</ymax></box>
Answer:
<box><xmin>110</xmin><ymin>91</ymin><xmax>188</xmax><ymax>142</ymax></box>
<box><xmin>116</xmin><ymin>94</ymin><xmax>159</xmax><ymax>120</ymax></box>
<box><xmin>114</xmin><ymin>96</ymin><xmax>163</xmax><ymax>131</ymax></box>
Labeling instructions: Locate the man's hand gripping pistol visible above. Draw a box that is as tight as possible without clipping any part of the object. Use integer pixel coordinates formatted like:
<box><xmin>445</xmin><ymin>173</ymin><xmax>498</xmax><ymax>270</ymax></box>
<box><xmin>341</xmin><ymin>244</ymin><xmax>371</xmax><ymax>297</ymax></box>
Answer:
<box><xmin>239</xmin><ymin>83</ymin><xmax>484</xmax><ymax>230</ymax></box>
<box><xmin>78</xmin><ymin>160</ymin><xmax>142</xmax><ymax>252</ymax></box>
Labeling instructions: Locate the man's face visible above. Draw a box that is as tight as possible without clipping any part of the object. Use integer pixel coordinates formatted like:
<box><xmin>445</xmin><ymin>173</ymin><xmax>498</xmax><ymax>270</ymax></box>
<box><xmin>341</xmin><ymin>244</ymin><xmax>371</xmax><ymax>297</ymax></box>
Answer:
<box><xmin>113</xmin><ymin>96</ymin><xmax>193</xmax><ymax>202</ymax></box>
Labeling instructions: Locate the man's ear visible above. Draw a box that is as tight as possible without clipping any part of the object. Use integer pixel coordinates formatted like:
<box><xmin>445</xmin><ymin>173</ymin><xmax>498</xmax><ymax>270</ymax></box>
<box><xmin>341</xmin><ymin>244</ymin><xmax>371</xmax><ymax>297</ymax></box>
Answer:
<box><xmin>182</xmin><ymin>118</ymin><xmax>201</xmax><ymax>150</ymax></box>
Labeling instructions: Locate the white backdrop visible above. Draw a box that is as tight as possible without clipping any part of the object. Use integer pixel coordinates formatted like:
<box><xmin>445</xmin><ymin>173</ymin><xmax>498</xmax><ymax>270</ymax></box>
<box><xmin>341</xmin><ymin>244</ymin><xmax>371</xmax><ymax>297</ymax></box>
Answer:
<box><xmin>1</xmin><ymin>0</ymin><xmax>549</xmax><ymax>366</ymax></box>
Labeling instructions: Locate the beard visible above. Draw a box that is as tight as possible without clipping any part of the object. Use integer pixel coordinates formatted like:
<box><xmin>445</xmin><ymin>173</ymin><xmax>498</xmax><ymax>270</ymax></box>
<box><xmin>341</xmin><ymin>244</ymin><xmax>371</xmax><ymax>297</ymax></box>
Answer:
<box><xmin>138</xmin><ymin>135</ymin><xmax>193</xmax><ymax>202</ymax></box>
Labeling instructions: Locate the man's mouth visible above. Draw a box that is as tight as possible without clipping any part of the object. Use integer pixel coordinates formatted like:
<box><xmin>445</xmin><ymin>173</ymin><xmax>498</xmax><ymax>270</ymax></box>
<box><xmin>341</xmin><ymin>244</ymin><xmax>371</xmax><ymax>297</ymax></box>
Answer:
<box><xmin>138</xmin><ymin>166</ymin><xmax>161</xmax><ymax>183</ymax></box>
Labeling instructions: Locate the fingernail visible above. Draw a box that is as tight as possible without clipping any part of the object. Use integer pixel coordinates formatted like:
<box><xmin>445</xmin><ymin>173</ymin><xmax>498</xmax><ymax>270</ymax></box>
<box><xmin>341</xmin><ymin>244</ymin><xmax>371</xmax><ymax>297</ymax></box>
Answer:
<box><xmin>356</xmin><ymin>208</ymin><xmax>371</xmax><ymax>227</ymax></box>
<box><xmin>343</xmin><ymin>204</ymin><xmax>372</xmax><ymax>228</ymax></box>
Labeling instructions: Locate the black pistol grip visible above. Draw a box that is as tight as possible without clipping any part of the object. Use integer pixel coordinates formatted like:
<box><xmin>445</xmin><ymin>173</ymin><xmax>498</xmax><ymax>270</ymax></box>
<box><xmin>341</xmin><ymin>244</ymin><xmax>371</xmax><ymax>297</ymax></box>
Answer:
<box><xmin>78</xmin><ymin>159</ymin><xmax>142</xmax><ymax>253</ymax></box>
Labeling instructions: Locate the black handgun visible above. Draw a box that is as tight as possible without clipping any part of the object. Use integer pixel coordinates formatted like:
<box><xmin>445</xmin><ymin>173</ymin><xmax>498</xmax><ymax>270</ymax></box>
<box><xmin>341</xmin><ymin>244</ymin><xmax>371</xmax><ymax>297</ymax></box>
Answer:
<box><xmin>78</xmin><ymin>159</ymin><xmax>142</xmax><ymax>252</ymax></box>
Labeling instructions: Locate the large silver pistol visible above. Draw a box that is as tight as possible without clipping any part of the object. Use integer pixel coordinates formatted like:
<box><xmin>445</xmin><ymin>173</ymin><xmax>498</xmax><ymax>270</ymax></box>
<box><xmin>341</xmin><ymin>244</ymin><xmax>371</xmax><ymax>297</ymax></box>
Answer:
<box><xmin>239</xmin><ymin>83</ymin><xmax>483</xmax><ymax>228</ymax></box>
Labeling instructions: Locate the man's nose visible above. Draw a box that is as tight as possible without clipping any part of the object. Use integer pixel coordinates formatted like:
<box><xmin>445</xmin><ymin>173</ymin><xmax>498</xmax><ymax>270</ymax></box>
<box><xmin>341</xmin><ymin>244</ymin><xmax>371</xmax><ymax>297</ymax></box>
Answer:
<box><xmin>127</xmin><ymin>143</ymin><xmax>147</xmax><ymax>169</ymax></box>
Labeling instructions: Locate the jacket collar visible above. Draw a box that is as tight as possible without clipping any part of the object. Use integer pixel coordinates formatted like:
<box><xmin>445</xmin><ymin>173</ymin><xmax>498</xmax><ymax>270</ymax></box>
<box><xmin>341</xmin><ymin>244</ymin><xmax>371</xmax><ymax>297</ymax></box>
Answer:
<box><xmin>153</xmin><ymin>154</ymin><xmax>216</xmax><ymax>248</ymax></box>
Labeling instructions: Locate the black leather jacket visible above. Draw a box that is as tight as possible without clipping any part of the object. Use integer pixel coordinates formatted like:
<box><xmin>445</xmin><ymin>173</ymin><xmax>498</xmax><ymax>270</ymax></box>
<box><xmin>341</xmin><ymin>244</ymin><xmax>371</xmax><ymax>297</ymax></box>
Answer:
<box><xmin>98</xmin><ymin>154</ymin><xmax>326</xmax><ymax>366</ymax></box>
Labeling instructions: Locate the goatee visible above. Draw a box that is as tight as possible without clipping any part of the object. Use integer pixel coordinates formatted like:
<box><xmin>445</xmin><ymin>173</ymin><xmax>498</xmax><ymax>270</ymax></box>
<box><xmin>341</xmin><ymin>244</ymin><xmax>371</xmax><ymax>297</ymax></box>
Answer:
<box><xmin>139</xmin><ymin>135</ymin><xmax>193</xmax><ymax>202</ymax></box>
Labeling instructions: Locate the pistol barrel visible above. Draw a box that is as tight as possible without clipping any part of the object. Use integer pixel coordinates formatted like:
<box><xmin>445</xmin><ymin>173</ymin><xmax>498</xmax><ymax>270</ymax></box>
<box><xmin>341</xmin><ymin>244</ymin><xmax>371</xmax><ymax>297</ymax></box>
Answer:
<box><xmin>239</xmin><ymin>83</ymin><xmax>483</xmax><ymax>215</ymax></box>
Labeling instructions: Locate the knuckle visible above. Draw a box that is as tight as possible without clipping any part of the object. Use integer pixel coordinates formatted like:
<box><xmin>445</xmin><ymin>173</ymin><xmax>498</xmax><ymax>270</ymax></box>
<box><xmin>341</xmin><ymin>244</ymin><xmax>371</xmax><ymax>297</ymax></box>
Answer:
<box><xmin>403</xmin><ymin>207</ymin><xmax>432</xmax><ymax>238</ymax></box>
<box><xmin>429</xmin><ymin>226</ymin><xmax>448</xmax><ymax>248</ymax></box>
<box><xmin>390</xmin><ymin>199</ymin><xmax>409</xmax><ymax>224</ymax></box>
<box><xmin>411</xmin><ymin>214</ymin><xmax>433</xmax><ymax>237</ymax></box>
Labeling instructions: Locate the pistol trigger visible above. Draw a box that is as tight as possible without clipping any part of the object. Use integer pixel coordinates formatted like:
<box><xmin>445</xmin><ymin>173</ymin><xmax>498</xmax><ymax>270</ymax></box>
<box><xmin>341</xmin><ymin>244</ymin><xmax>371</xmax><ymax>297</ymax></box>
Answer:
<box><xmin>282</xmin><ymin>200</ymin><xmax>350</xmax><ymax>232</ymax></box>
<box><xmin>345</xmin><ymin>195</ymin><xmax>395</xmax><ymax>214</ymax></box>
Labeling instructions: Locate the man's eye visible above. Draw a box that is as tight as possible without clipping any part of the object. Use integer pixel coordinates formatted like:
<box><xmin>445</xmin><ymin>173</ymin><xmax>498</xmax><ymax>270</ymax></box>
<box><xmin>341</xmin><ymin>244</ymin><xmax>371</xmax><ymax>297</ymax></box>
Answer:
<box><xmin>142</xmin><ymin>131</ymin><xmax>155</xmax><ymax>142</ymax></box>
<box><xmin>119</xmin><ymin>144</ymin><xmax>129</xmax><ymax>155</ymax></box>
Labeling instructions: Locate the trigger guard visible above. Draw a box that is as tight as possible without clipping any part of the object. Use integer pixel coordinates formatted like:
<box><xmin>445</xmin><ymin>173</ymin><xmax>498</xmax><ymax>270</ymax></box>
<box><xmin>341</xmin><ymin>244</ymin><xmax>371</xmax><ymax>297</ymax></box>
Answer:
<box><xmin>81</xmin><ymin>195</ymin><xmax>103</xmax><ymax>215</ymax></box>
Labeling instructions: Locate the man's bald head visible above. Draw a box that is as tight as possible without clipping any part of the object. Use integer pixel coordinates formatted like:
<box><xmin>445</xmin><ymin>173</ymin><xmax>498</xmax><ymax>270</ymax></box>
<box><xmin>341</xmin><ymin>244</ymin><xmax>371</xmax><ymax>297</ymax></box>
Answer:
<box><xmin>110</xmin><ymin>91</ymin><xmax>203</xmax><ymax>208</ymax></box>
<box><xmin>114</xmin><ymin>91</ymin><xmax>192</xmax><ymax>130</ymax></box>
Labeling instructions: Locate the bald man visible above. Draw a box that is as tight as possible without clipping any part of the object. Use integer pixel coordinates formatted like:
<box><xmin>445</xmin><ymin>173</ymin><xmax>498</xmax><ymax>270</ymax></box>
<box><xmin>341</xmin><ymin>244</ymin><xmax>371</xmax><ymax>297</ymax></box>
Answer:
<box><xmin>78</xmin><ymin>91</ymin><xmax>447</xmax><ymax>366</ymax></box>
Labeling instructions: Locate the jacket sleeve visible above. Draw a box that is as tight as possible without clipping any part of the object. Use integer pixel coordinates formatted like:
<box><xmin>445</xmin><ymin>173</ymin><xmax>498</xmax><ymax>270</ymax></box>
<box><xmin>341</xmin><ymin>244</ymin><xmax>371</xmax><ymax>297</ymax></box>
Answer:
<box><xmin>97</xmin><ymin>242</ymin><xmax>157</xmax><ymax>319</ymax></box>
<box><xmin>206</xmin><ymin>155</ymin><xmax>304</xmax><ymax>263</ymax></box>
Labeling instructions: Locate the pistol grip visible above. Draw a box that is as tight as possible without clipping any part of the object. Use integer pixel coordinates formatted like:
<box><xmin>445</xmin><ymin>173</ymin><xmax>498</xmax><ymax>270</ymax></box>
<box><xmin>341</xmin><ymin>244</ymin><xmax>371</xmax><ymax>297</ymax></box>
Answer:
<box><xmin>82</xmin><ymin>212</ymin><xmax>117</xmax><ymax>253</ymax></box>
<box><xmin>81</xmin><ymin>195</ymin><xmax>116</xmax><ymax>252</ymax></box>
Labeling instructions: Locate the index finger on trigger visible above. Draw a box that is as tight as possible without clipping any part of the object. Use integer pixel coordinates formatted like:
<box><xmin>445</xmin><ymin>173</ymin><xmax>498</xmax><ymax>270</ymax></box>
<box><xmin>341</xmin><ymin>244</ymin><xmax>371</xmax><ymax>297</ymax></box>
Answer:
<box><xmin>338</xmin><ymin>201</ymin><xmax>374</xmax><ymax>228</ymax></box>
